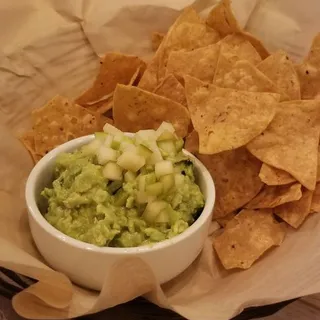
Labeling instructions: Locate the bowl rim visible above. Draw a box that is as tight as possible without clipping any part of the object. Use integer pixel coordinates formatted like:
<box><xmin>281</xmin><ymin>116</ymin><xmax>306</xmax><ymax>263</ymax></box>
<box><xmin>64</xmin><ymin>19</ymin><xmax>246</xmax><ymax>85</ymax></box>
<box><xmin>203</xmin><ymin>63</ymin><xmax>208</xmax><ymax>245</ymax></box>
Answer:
<box><xmin>25</xmin><ymin>134</ymin><xmax>215</xmax><ymax>254</ymax></box>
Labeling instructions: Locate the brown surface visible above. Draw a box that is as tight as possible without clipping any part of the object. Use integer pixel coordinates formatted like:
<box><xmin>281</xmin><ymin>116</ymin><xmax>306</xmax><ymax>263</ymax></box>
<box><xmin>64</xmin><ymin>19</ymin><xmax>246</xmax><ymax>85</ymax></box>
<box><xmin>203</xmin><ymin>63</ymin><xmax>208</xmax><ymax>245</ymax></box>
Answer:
<box><xmin>1</xmin><ymin>295</ymin><xmax>320</xmax><ymax>320</ymax></box>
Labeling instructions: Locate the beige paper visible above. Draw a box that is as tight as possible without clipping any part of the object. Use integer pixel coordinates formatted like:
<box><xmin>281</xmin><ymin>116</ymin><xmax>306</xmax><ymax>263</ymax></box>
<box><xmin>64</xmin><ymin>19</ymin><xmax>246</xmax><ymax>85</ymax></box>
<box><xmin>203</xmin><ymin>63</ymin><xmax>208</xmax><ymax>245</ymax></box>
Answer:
<box><xmin>1</xmin><ymin>0</ymin><xmax>320</xmax><ymax>319</ymax></box>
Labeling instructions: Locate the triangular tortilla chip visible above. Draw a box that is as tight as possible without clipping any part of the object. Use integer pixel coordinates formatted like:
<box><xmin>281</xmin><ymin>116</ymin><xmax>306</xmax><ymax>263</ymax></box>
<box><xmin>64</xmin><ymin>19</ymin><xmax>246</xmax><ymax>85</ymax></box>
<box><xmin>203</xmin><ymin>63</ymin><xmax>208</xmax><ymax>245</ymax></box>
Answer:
<box><xmin>32</xmin><ymin>96</ymin><xmax>106</xmax><ymax>156</ymax></box>
<box><xmin>296</xmin><ymin>33</ymin><xmax>320</xmax><ymax>99</ymax></box>
<box><xmin>75</xmin><ymin>53</ymin><xmax>146</xmax><ymax>105</ymax></box>
<box><xmin>139</xmin><ymin>7</ymin><xmax>220</xmax><ymax>91</ymax></box>
<box><xmin>247</xmin><ymin>100</ymin><xmax>320</xmax><ymax>191</ymax></box>
<box><xmin>240</xmin><ymin>31</ymin><xmax>270</xmax><ymax>59</ymax></box>
<box><xmin>18</xmin><ymin>130</ymin><xmax>42</xmax><ymax>163</ymax></box>
<box><xmin>166</xmin><ymin>44</ymin><xmax>220</xmax><ymax>83</ymax></box>
<box><xmin>206</xmin><ymin>0</ymin><xmax>240</xmax><ymax>36</ymax></box>
<box><xmin>218</xmin><ymin>34</ymin><xmax>262</xmax><ymax>65</ymax></box>
<box><xmin>274</xmin><ymin>189</ymin><xmax>314</xmax><ymax>228</ymax></box>
<box><xmin>245</xmin><ymin>183</ymin><xmax>302</xmax><ymax>209</ymax></box>
<box><xmin>197</xmin><ymin>147</ymin><xmax>263</xmax><ymax>218</ymax></box>
<box><xmin>216</xmin><ymin>211</ymin><xmax>237</xmax><ymax>228</ymax></box>
<box><xmin>257</xmin><ymin>50</ymin><xmax>301</xmax><ymax>100</ymax></box>
<box><xmin>213</xmin><ymin>209</ymin><xmax>286</xmax><ymax>269</ymax></box>
<box><xmin>153</xmin><ymin>73</ymin><xmax>187</xmax><ymax>107</ymax></box>
<box><xmin>214</xmin><ymin>58</ymin><xmax>288</xmax><ymax>100</ymax></box>
<box><xmin>259</xmin><ymin>164</ymin><xmax>296</xmax><ymax>186</ymax></box>
<box><xmin>81</xmin><ymin>95</ymin><xmax>114</xmax><ymax>114</ymax></box>
<box><xmin>184</xmin><ymin>75</ymin><xmax>279</xmax><ymax>154</ymax></box>
<box><xmin>113</xmin><ymin>84</ymin><xmax>190</xmax><ymax>137</ymax></box>
<box><xmin>206</xmin><ymin>0</ymin><xmax>269</xmax><ymax>58</ymax></box>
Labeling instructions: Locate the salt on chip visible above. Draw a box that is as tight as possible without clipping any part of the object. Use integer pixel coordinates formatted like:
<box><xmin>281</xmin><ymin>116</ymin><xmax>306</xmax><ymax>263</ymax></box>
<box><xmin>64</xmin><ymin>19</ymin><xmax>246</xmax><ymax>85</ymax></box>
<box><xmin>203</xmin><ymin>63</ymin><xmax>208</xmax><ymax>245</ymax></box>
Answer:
<box><xmin>213</xmin><ymin>209</ymin><xmax>286</xmax><ymax>270</ymax></box>
<box><xmin>214</xmin><ymin>58</ymin><xmax>288</xmax><ymax>101</ymax></box>
<box><xmin>153</xmin><ymin>73</ymin><xmax>187</xmax><ymax>107</ymax></box>
<box><xmin>257</xmin><ymin>50</ymin><xmax>301</xmax><ymax>100</ymax></box>
<box><xmin>274</xmin><ymin>189</ymin><xmax>314</xmax><ymax>228</ymax></box>
<box><xmin>296</xmin><ymin>33</ymin><xmax>320</xmax><ymax>99</ymax></box>
<box><xmin>247</xmin><ymin>100</ymin><xmax>320</xmax><ymax>191</ymax></box>
<box><xmin>197</xmin><ymin>146</ymin><xmax>263</xmax><ymax>218</ymax></box>
<box><xmin>166</xmin><ymin>43</ymin><xmax>220</xmax><ymax>83</ymax></box>
<box><xmin>245</xmin><ymin>183</ymin><xmax>302</xmax><ymax>209</ymax></box>
<box><xmin>259</xmin><ymin>163</ymin><xmax>296</xmax><ymax>186</ymax></box>
<box><xmin>139</xmin><ymin>7</ymin><xmax>220</xmax><ymax>91</ymax></box>
<box><xmin>184</xmin><ymin>75</ymin><xmax>279</xmax><ymax>155</ymax></box>
<box><xmin>32</xmin><ymin>95</ymin><xmax>103</xmax><ymax>156</ymax></box>
<box><xmin>75</xmin><ymin>53</ymin><xmax>146</xmax><ymax>105</ymax></box>
<box><xmin>113</xmin><ymin>84</ymin><xmax>190</xmax><ymax>137</ymax></box>
<box><xmin>218</xmin><ymin>34</ymin><xmax>262</xmax><ymax>65</ymax></box>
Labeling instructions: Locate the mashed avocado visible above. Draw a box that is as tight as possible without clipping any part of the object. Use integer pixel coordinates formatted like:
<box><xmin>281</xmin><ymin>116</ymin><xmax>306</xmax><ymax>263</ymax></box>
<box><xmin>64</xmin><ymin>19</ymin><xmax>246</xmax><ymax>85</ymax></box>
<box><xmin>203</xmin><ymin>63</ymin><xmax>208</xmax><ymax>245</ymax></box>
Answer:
<box><xmin>41</xmin><ymin>124</ymin><xmax>205</xmax><ymax>247</ymax></box>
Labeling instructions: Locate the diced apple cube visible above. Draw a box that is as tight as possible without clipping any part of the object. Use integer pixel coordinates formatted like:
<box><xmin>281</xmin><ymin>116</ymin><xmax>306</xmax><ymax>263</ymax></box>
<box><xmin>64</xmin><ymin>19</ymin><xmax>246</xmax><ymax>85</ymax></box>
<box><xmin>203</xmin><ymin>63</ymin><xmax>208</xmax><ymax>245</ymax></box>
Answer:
<box><xmin>102</xmin><ymin>162</ymin><xmax>123</xmax><ymax>180</ymax></box>
<box><xmin>97</xmin><ymin>146</ymin><xmax>118</xmax><ymax>165</ymax></box>
<box><xmin>117</xmin><ymin>152</ymin><xmax>145</xmax><ymax>172</ymax></box>
<box><xmin>155</xmin><ymin>160</ymin><xmax>173</xmax><ymax>178</ymax></box>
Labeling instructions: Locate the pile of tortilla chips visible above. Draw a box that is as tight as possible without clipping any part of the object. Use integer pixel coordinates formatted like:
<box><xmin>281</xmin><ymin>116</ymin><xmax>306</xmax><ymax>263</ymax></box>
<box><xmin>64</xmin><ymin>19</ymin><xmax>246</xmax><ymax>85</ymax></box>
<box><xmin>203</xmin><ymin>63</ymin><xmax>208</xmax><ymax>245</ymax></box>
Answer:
<box><xmin>19</xmin><ymin>0</ymin><xmax>320</xmax><ymax>271</ymax></box>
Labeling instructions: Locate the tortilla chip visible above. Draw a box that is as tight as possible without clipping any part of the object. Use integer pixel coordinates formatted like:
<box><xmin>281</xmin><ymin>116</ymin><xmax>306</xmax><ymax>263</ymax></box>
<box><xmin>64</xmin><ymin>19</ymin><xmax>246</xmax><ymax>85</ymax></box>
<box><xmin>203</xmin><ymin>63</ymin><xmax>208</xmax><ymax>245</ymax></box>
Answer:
<box><xmin>245</xmin><ymin>183</ymin><xmax>302</xmax><ymax>209</ymax></box>
<box><xmin>139</xmin><ymin>7</ymin><xmax>220</xmax><ymax>91</ymax></box>
<box><xmin>296</xmin><ymin>33</ymin><xmax>320</xmax><ymax>99</ymax></box>
<box><xmin>240</xmin><ymin>31</ymin><xmax>270</xmax><ymax>59</ymax></box>
<box><xmin>218</xmin><ymin>34</ymin><xmax>262</xmax><ymax>65</ymax></box>
<box><xmin>247</xmin><ymin>100</ymin><xmax>320</xmax><ymax>191</ymax></box>
<box><xmin>206</xmin><ymin>0</ymin><xmax>240</xmax><ymax>37</ymax></box>
<box><xmin>81</xmin><ymin>94</ymin><xmax>114</xmax><ymax>114</ymax></box>
<box><xmin>157</xmin><ymin>23</ymin><xmax>219</xmax><ymax>80</ymax></box>
<box><xmin>75</xmin><ymin>53</ymin><xmax>146</xmax><ymax>105</ymax></box>
<box><xmin>214</xmin><ymin>58</ymin><xmax>287</xmax><ymax>101</ymax></box>
<box><xmin>274</xmin><ymin>189</ymin><xmax>314</xmax><ymax>228</ymax></box>
<box><xmin>18</xmin><ymin>130</ymin><xmax>42</xmax><ymax>163</ymax></box>
<box><xmin>184</xmin><ymin>75</ymin><xmax>279</xmax><ymax>154</ymax></box>
<box><xmin>185</xmin><ymin>130</ymin><xmax>199</xmax><ymax>154</ymax></box>
<box><xmin>213</xmin><ymin>209</ymin><xmax>286</xmax><ymax>269</ymax></box>
<box><xmin>311</xmin><ymin>183</ymin><xmax>320</xmax><ymax>213</ymax></box>
<box><xmin>32</xmin><ymin>95</ymin><xmax>102</xmax><ymax>156</ymax></box>
<box><xmin>153</xmin><ymin>73</ymin><xmax>187</xmax><ymax>107</ymax></box>
<box><xmin>216</xmin><ymin>211</ymin><xmax>237</xmax><ymax>228</ymax></box>
<box><xmin>257</xmin><ymin>50</ymin><xmax>301</xmax><ymax>100</ymax></box>
<box><xmin>113</xmin><ymin>84</ymin><xmax>190</xmax><ymax>137</ymax></box>
<box><xmin>197</xmin><ymin>147</ymin><xmax>263</xmax><ymax>218</ymax></box>
<box><xmin>206</xmin><ymin>0</ymin><xmax>269</xmax><ymax>59</ymax></box>
<box><xmin>151</xmin><ymin>32</ymin><xmax>165</xmax><ymax>51</ymax></box>
<box><xmin>166</xmin><ymin>43</ymin><xmax>220</xmax><ymax>83</ymax></box>
<box><xmin>317</xmin><ymin>146</ymin><xmax>320</xmax><ymax>182</ymax></box>
<box><xmin>259</xmin><ymin>164</ymin><xmax>296</xmax><ymax>186</ymax></box>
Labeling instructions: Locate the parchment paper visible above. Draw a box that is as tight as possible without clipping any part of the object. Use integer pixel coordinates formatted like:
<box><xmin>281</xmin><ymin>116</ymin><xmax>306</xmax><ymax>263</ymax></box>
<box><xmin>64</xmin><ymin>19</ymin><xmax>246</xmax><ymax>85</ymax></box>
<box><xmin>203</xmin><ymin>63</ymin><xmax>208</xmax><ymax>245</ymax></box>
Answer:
<box><xmin>1</xmin><ymin>0</ymin><xmax>320</xmax><ymax>319</ymax></box>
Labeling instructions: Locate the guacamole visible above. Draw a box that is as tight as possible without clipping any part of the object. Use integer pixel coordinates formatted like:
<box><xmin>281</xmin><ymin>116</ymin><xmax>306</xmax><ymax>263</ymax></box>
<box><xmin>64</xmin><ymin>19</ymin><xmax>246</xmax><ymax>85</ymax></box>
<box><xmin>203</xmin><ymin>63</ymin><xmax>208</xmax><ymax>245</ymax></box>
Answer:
<box><xmin>41</xmin><ymin>123</ymin><xmax>205</xmax><ymax>247</ymax></box>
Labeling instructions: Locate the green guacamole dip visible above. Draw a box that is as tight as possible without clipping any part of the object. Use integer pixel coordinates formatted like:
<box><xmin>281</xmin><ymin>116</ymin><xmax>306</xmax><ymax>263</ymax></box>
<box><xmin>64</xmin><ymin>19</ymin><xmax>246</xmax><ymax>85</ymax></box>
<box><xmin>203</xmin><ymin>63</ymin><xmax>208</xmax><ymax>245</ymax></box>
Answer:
<box><xmin>41</xmin><ymin>126</ymin><xmax>205</xmax><ymax>248</ymax></box>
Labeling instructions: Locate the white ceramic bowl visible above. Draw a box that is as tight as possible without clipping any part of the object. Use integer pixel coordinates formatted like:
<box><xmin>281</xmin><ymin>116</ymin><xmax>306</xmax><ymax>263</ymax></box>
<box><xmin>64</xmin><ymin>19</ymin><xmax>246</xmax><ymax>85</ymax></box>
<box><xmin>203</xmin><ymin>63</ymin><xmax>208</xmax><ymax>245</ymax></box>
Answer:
<box><xmin>25</xmin><ymin>134</ymin><xmax>215</xmax><ymax>291</ymax></box>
